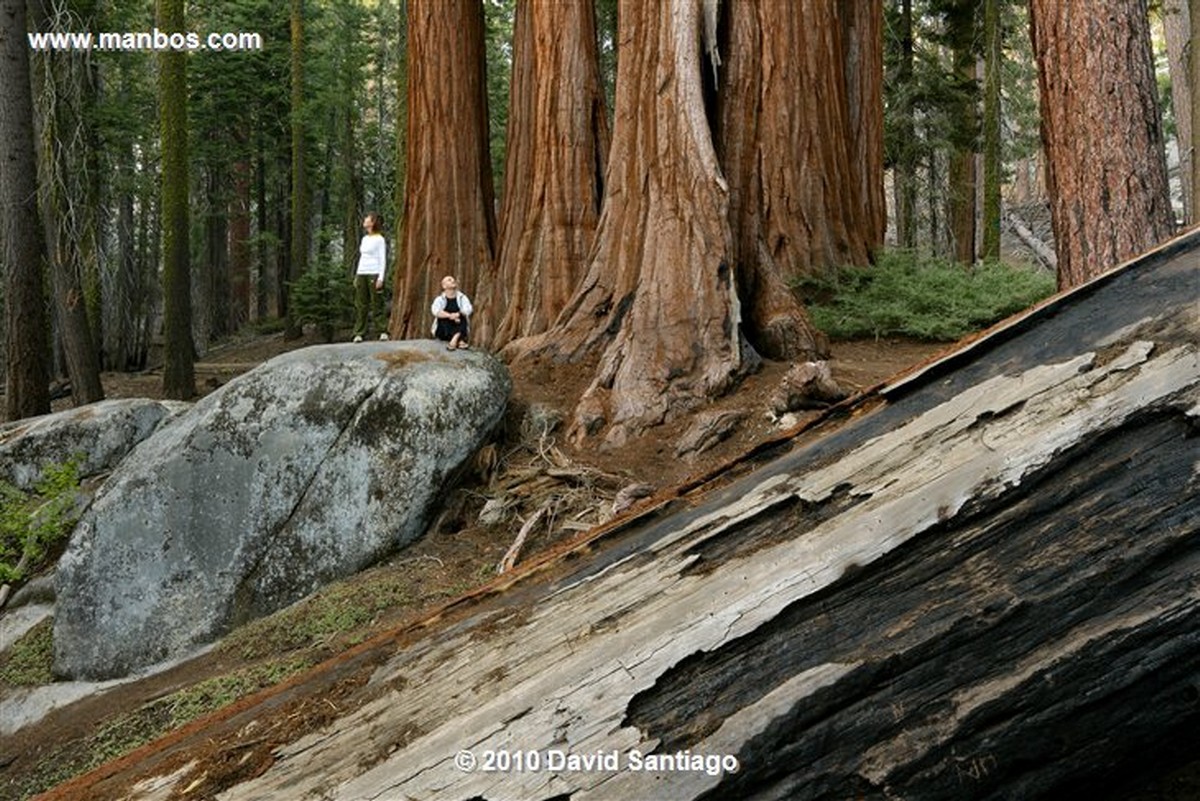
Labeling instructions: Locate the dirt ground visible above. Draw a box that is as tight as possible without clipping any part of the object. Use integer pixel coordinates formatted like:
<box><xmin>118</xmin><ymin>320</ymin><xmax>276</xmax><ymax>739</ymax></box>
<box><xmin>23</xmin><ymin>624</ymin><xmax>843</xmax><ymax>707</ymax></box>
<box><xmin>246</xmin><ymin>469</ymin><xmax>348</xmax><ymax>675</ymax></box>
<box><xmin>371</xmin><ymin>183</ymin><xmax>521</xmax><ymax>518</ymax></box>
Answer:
<box><xmin>0</xmin><ymin>333</ymin><xmax>965</xmax><ymax>799</ymax></box>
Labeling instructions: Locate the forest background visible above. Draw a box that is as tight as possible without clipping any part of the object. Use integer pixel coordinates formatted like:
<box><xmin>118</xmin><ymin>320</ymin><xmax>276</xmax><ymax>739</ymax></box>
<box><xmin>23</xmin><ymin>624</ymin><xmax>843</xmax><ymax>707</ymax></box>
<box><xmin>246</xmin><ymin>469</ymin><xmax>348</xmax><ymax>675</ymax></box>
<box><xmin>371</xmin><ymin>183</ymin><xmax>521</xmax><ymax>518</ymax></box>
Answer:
<box><xmin>0</xmin><ymin>0</ymin><xmax>1195</xmax><ymax>443</ymax></box>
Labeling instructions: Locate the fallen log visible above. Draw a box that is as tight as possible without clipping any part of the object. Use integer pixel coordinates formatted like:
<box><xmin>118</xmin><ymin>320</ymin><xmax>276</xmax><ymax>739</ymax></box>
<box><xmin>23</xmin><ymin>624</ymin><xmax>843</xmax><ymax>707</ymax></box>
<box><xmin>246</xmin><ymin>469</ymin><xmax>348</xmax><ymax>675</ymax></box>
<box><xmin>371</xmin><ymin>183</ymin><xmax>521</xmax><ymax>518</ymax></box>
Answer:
<box><xmin>37</xmin><ymin>229</ymin><xmax>1200</xmax><ymax>801</ymax></box>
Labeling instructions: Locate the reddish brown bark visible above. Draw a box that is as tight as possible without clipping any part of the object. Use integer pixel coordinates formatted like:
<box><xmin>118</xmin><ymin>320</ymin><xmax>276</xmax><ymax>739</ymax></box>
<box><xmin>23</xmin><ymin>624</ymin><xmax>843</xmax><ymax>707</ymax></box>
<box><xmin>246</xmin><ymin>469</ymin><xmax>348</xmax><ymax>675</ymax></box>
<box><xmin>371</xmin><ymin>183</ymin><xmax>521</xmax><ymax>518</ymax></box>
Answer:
<box><xmin>842</xmin><ymin>0</ymin><xmax>886</xmax><ymax>252</ymax></box>
<box><xmin>488</xmin><ymin>0</ymin><xmax>610</xmax><ymax>351</ymax></box>
<box><xmin>390</xmin><ymin>0</ymin><xmax>495</xmax><ymax>340</ymax></box>
<box><xmin>509</xmin><ymin>0</ymin><xmax>750</xmax><ymax>447</ymax></box>
<box><xmin>1029</xmin><ymin>0</ymin><xmax>1174</xmax><ymax>289</ymax></box>
<box><xmin>718</xmin><ymin>0</ymin><xmax>832</xmax><ymax>360</ymax></box>
<box><xmin>722</xmin><ymin>0</ymin><xmax>869</xmax><ymax>281</ymax></box>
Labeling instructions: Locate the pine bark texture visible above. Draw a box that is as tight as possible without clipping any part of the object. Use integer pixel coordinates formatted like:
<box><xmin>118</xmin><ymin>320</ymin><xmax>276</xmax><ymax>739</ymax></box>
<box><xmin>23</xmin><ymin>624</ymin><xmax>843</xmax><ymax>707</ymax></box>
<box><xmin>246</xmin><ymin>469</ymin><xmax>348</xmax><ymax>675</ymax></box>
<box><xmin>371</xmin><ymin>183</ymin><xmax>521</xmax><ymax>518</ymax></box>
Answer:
<box><xmin>1160</xmin><ymin>0</ymin><xmax>1191</xmax><ymax>223</ymax></box>
<box><xmin>391</xmin><ymin>0</ymin><xmax>495</xmax><ymax>340</ymax></box>
<box><xmin>29</xmin><ymin>0</ymin><xmax>105</xmax><ymax>406</ymax></box>
<box><xmin>1</xmin><ymin>0</ymin><xmax>51</xmax><ymax>420</ymax></box>
<box><xmin>981</xmin><ymin>0</ymin><xmax>1002</xmax><ymax>260</ymax></box>
<box><xmin>718</xmin><ymin>0</ymin><xmax>836</xmax><ymax>360</ymax></box>
<box><xmin>511</xmin><ymin>0</ymin><xmax>749</xmax><ymax>448</ymax></box>
<box><xmin>946</xmin><ymin>1</ymin><xmax>977</xmax><ymax>265</ymax></box>
<box><xmin>286</xmin><ymin>0</ymin><xmax>307</xmax><ymax>339</ymax></box>
<box><xmin>158</xmin><ymin>0</ymin><xmax>194</xmax><ymax>399</ymax></box>
<box><xmin>489</xmin><ymin>0</ymin><xmax>610</xmax><ymax>351</ymax></box>
<box><xmin>1029</xmin><ymin>0</ymin><xmax>1175</xmax><ymax>289</ymax></box>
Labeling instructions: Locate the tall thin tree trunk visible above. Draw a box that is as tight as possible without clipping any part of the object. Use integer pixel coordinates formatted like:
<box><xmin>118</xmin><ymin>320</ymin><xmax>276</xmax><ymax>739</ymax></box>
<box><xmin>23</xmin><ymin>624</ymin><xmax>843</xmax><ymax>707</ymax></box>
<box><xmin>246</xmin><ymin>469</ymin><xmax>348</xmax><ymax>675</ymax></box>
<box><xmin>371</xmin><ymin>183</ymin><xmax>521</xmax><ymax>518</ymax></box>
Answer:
<box><xmin>286</xmin><ymin>0</ymin><xmax>307</xmax><ymax>339</ymax></box>
<box><xmin>895</xmin><ymin>0</ymin><xmax>918</xmax><ymax>249</ymax></box>
<box><xmin>981</xmin><ymin>0</ymin><xmax>1003</xmax><ymax>261</ymax></box>
<box><xmin>1161</xmin><ymin>0</ymin><xmax>1191</xmax><ymax>223</ymax></box>
<box><xmin>1</xmin><ymin>0</ymin><xmax>50</xmax><ymax>420</ymax></box>
<box><xmin>490</xmin><ymin>0</ymin><xmax>610</xmax><ymax>351</ymax></box>
<box><xmin>158</xmin><ymin>0</ymin><xmax>194</xmax><ymax>399</ymax></box>
<box><xmin>1030</xmin><ymin>0</ymin><xmax>1175</xmax><ymax>289</ymax></box>
<box><xmin>29</xmin><ymin>0</ymin><xmax>105</xmax><ymax>405</ymax></box>
<box><xmin>391</xmin><ymin>0</ymin><xmax>495</xmax><ymax>340</ymax></box>
<box><xmin>947</xmin><ymin>0</ymin><xmax>978</xmax><ymax>265</ymax></box>
<box><xmin>230</xmin><ymin>153</ymin><xmax>251</xmax><ymax>331</ymax></box>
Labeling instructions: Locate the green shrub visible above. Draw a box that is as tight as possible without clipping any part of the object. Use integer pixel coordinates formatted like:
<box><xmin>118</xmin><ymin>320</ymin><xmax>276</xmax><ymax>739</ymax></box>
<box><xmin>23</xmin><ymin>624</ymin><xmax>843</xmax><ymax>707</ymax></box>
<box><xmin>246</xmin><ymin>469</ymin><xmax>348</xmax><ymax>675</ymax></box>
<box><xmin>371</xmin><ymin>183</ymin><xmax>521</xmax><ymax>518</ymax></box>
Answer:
<box><xmin>794</xmin><ymin>250</ymin><xmax>1056</xmax><ymax>341</ymax></box>
<box><xmin>0</xmin><ymin>456</ymin><xmax>83</xmax><ymax>585</ymax></box>
<box><xmin>288</xmin><ymin>261</ymin><xmax>356</xmax><ymax>342</ymax></box>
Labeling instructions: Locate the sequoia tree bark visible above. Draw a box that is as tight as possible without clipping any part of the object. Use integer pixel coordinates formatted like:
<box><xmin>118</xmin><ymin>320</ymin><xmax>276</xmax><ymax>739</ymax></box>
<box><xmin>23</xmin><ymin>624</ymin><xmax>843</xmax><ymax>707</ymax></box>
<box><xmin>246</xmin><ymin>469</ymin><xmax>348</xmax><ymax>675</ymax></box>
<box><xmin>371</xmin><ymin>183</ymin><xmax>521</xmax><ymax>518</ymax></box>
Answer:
<box><xmin>509</xmin><ymin>0</ymin><xmax>750</xmax><ymax>448</ymax></box>
<box><xmin>488</xmin><ymin>0</ymin><xmax>610</xmax><ymax>351</ymax></box>
<box><xmin>390</xmin><ymin>0</ymin><xmax>496</xmax><ymax>341</ymax></box>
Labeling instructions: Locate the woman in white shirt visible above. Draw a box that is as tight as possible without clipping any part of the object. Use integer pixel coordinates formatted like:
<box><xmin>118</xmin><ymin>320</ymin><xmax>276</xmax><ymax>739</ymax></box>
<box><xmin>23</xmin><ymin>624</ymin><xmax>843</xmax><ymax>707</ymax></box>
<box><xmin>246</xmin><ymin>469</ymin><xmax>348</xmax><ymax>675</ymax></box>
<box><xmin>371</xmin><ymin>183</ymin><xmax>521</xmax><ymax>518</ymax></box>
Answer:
<box><xmin>431</xmin><ymin>275</ymin><xmax>472</xmax><ymax>349</ymax></box>
<box><xmin>353</xmin><ymin>212</ymin><xmax>388</xmax><ymax>342</ymax></box>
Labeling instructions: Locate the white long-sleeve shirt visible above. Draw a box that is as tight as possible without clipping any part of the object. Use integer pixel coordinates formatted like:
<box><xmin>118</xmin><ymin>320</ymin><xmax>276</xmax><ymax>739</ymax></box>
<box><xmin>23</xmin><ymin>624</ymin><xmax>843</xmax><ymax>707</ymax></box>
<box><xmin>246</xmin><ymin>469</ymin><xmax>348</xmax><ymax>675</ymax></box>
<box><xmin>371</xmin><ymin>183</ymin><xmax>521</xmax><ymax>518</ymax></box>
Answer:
<box><xmin>356</xmin><ymin>234</ymin><xmax>386</xmax><ymax>276</ymax></box>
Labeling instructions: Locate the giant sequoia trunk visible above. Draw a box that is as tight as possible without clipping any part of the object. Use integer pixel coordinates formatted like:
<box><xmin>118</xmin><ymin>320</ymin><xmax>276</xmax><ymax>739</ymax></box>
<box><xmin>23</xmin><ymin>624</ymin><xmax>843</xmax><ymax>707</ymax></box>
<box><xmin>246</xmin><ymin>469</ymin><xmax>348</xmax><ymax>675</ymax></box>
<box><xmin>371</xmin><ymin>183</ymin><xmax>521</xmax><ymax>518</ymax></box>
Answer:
<box><xmin>488</xmin><ymin>0</ymin><xmax>610</xmax><ymax>351</ymax></box>
<box><xmin>1160</xmin><ymin>0</ymin><xmax>1191</xmax><ymax>223</ymax></box>
<box><xmin>717</xmin><ymin>0</ymin><xmax>833</xmax><ymax>361</ymax></box>
<box><xmin>48</xmin><ymin>230</ymin><xmax>1200</xmax><ymax>801</ymax></box>
<box><xmin>721</xmin><ymin>0</ymin><xmax>870</xmax><ymax>280</ymax></box>
<box><xmin>509</xmin><ymin>0</ymin><xmax>749</xmax><ymax>448</ymax></box>
<box><xmin>1029</xmin><ymin>0</ymin><xmax>1175</xmax><ymax>289</ymax></box>
<box><xmin>390</xmin><ymin>0</ymin><xmax>495</xmax><ymax>341</ymax></box>
<box><xmin>1</xmin><ymin>0</ymin><xmax>51</xmax><ymax>420</ymax></box>
<box><xmin>842</xmin><ymin>0</ymin><xmax>886</xmax><ymax>252</ymax></box>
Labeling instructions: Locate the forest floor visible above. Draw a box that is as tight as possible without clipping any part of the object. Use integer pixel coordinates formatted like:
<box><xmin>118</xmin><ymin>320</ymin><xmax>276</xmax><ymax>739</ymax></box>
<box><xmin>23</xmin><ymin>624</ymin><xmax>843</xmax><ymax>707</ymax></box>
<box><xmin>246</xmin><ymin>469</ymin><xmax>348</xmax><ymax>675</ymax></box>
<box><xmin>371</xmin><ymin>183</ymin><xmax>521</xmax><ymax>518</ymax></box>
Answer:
<box><xmin>5</xmin><ymin>328</ymin><xmax>1196</xmax><ymax>800</ymax></box>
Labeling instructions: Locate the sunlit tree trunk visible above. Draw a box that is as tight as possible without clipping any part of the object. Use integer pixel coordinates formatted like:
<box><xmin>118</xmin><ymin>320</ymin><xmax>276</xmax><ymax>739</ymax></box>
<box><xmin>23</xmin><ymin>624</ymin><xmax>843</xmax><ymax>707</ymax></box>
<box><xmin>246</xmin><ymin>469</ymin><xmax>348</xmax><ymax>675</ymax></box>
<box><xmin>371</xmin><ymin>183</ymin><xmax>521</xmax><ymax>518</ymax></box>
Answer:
<box><xmin>489</xmin><ymin>0</ymin><xmax>609</xmax><ymax>351</ymax></box>
<box><xmin>894</xmin><ymin>0</ymin><xmax>918</xmax><ymax>249</ymax></box>
<box><xmin>2</xmin><ymin>0</ymin><xmax>51</xmax><ymax>420</ymax></box>
<box><xmin>1030</xmin><ymin>0</ymin><xmax>1175</xmax><ymax>289</ymax></box>
<box><xmin>158</xmin><ymin>0</ymin><xmax>194</xmax><ymax>399</ymax></box>
<box><xmin>510</xmin><ymin>0</ymin><xmax>750</xmax><ymax>447</ymax></box>
<box><xmin>390</xmin><ymin>0</ymin><xmax>495</xmax><ymax>340</ymax></box>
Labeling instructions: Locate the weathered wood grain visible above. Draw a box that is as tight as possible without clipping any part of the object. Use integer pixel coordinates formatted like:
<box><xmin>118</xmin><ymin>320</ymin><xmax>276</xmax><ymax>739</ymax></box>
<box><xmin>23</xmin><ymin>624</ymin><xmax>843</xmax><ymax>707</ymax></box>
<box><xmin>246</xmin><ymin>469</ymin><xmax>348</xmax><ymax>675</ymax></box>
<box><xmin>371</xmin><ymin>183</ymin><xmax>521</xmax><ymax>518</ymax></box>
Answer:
<box><xmin>46</xmin><ymin>230</ymin><xmax>1200</xmax><ymax>801</ymax></box>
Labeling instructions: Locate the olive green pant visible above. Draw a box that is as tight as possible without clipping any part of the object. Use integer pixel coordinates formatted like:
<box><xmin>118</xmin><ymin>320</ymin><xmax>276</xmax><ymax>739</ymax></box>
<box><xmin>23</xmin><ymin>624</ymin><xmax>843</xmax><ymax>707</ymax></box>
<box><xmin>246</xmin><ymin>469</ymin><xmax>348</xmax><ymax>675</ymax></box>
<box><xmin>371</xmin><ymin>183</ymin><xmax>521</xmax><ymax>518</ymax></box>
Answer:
<box><xmin>353</xmin><ymin>274</ymin><xmax>386</xmax><ymax>338</ymax></box>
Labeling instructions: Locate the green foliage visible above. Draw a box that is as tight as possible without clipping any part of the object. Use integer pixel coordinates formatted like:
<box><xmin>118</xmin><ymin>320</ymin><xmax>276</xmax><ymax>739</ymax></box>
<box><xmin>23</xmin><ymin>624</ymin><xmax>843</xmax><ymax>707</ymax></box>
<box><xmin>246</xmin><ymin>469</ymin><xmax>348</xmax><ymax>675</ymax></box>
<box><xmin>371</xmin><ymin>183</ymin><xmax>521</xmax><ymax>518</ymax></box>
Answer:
<box><xmin>0</xmin><ymin>618</ymin><xmax>55</xmax><ymax>687</ymax></box>
<box><xmin>0</xmin><ymin>456</ymin><xmax>84</xmax><ymax>584</ymax></box>
<box><xmin>288</xmin><ymin>262</ymin><xmax>356</xmax><ymax>341</ymax></box>
<box><xmin>220</xmin><ymin>567</ymin><xmax>418</xmax><ymax>661</ymax></box>
<box><xmin>796</xmin><ymin>250</ymin><xmax>1056</xmax><ymax>341</ymax></box>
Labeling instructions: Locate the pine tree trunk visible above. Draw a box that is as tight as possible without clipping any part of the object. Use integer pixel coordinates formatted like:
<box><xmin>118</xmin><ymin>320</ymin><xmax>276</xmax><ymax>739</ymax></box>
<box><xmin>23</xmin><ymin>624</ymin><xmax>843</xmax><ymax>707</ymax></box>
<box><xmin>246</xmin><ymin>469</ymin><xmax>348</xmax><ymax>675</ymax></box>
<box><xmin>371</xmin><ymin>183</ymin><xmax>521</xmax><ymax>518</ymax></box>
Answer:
<box><xmin>842</xmin><ymin>0</ymin><xmax>886</xmax><ymax>252</ymax></box>
<box><xmin>391</xmin><ymin>0</ymin><xmax>496</xmax><ymax>341</ymax></box>
<box><xmin>489</xmin><ymin>0</ymin><xmax>610</xmax><ymax>351</ymax></box>
<box><xmin>1</xmin><ymin>0</ymin><xmax>50</xmax><ymax>420</ymax></box>
<box><xmin>230</xmin><ymin>155</ymin><xmax>252</xmax><ymax>331</ymax></box>
<box><xmin>28</xmin><ymin>0</ymin><xmax>105</xmax><ymax>405</ymax></box>
<box><xmin>981</xmin><ymin>0</ymin><xmax>1003</xmax><ymax>261</ymax></box>
<box><xmin>947</xmin><ymin>0</ymin><xmax>978</xmax><ymax>266</ymax></box>
<box><xmin>285</xmin><ymin>0</ymin><xmax>307</xmax><ymax>340</ymax></box>
<box><xmin>1029</xmin><ymin>0</ymin><xmax>1175</xmax><ymax>289</ymax></box>
<box><xmin>718</xmin><ymin>0</ymin><xmax>838</xmax><ymax>360</ymax></box>
<box><xmin>1161</xmin><ymin>0</ymin><xmax>1191</xmax><ymax>223</ymax></box>
<box><xmin>894</xmin><ymin>0</ymin><xmax>918</xmax><ymax>249</ymax></box>
<box><xmin>158</xmin><ymin>0</ymin><xmax>194</xmax><ymax>399</ymax></box>
<box><xmin>511</xmin><ymin>0</ymin><xmax>750</xmax><ymax>447</ymax></box>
